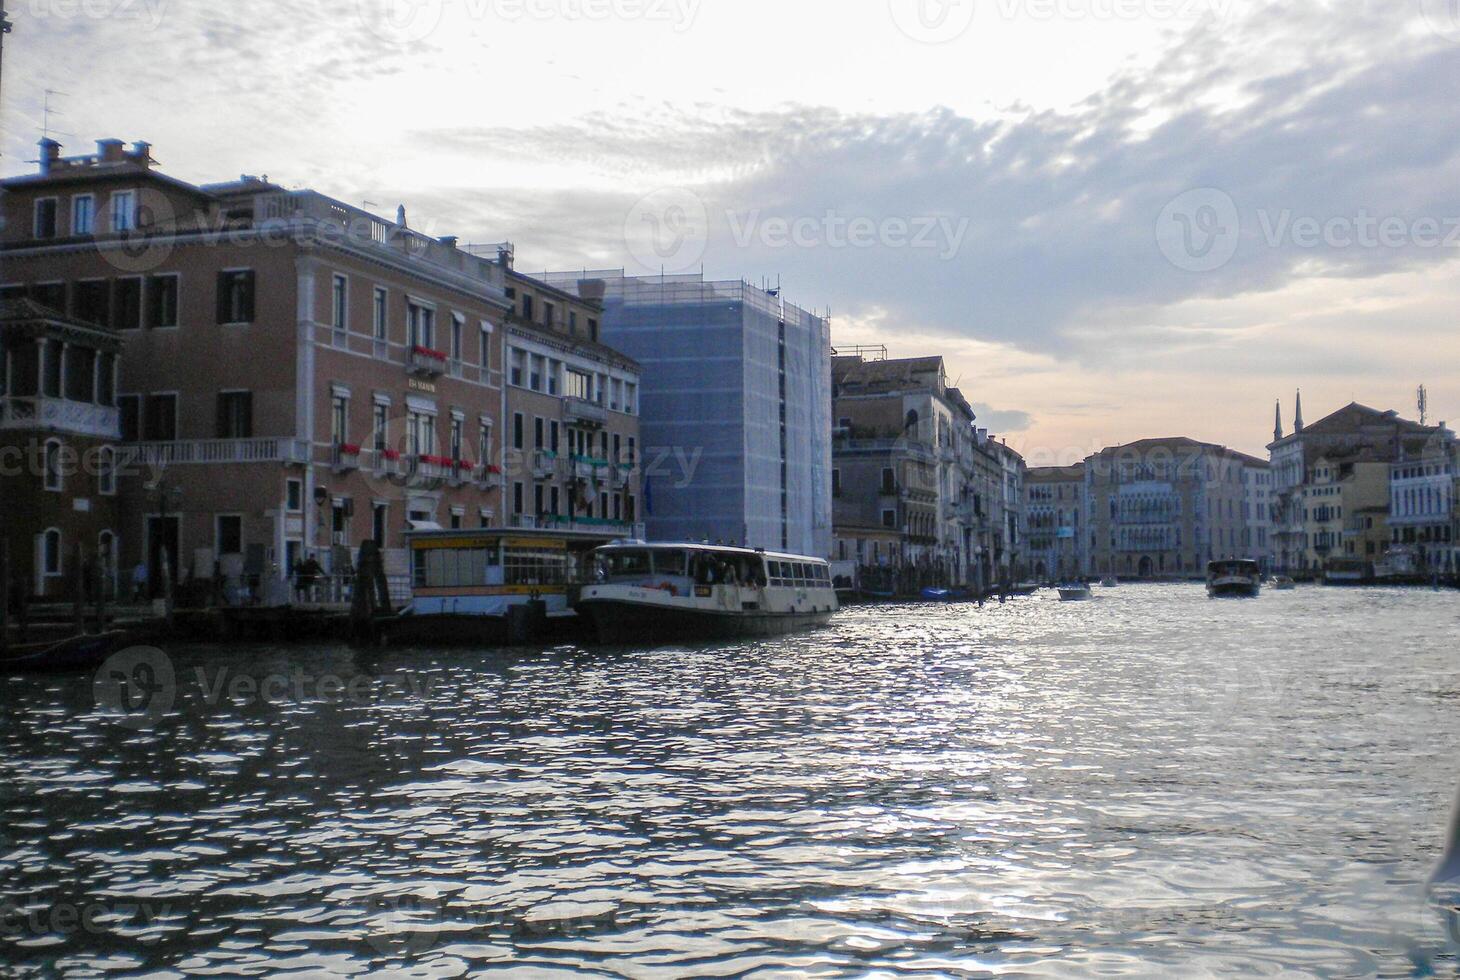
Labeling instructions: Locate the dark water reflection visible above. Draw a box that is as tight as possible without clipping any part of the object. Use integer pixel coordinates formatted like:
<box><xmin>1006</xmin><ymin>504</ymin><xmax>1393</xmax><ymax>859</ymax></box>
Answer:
<box><xmin>3</xmin><ymin>585</ymin><xmax>1460</xmax><ymax>975</ymax></box>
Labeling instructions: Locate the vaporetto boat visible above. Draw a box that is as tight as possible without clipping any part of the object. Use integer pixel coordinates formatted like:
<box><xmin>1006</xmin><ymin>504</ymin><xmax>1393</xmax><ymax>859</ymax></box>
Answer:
<box><xmin>576</xmin><ymin>543</ymin><xmax>840</xmax><ymax>645</ymax></box>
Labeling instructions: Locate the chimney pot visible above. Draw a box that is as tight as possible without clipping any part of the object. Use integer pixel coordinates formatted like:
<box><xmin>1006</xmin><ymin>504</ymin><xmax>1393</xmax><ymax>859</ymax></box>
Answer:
<box><xmin>38</xmin><ymin>138</ymin><xmax>62</xmax><ymax>175</ymax></box>
<box><xmin>97</xmin><ymin>138</ymin><xmax>126</xmax><ymax>162</ymax></box>
<box><xmin>439</xmin><ymin>235</ymin><xmax>458</xmax><ymax>248</ymax></box>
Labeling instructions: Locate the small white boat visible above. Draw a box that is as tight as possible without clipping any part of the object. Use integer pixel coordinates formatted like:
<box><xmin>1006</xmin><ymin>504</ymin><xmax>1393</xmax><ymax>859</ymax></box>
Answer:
<box><xmin>1207</xmin><ymin>559</ymin><xmax>1262</xmax><ymax>598</ymax></box>
<box><xmin>1100</xmin><ymin>576</ymin><xmax>1119</xmax><ymax>588</ymax></box>
<box><xmin>1058</xmin><ymin>582</ymin><xmax>1093</xmax><ymax>601</ymax></box>
<box><xmin>1272</xmin><ymin>576</ymin><xmax>1296</xmax><ymax>591</ymax></box>
<box><xmin>577</xmin><ymin>543</ymin><xmax>839</xmax><ymax>645</ymax></box>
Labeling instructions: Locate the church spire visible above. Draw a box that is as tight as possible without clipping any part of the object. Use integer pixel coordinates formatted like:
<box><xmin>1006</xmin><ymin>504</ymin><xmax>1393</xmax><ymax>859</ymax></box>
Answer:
<box><xmin>1294</xmin><ymin>389</ymin><xmax>1304</xmax><ymax>433</ymax></box>
<box><xmin>1274</xmin><ymin>400</ymin><xmax>1284</xmax><ymax>443</ymax></box>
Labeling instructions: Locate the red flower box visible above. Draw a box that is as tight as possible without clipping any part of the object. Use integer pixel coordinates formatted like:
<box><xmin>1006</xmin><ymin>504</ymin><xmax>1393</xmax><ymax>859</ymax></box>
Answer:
<box><xmin>419</xmin><ymin>454</ymin><xmax>453</xmax><ymax>467</ymax></box>
<box><xmin>381</xmin><ymin>449</ymin><xmax>402</xmax><ymax>461</ymax></box>
<box><xmin>338</xmin><ymin>443</ymin><xmax>362</xmax><ymax>456</ymax></box>
<box><xmin>412</xmin><ymin>345</ymin><xmax>448</xmax><ymax>361</ymax></box>
<box><xmin>485</xmin><ymin>464</ymin><xmax>503</xmax><ymax>475</ymax></box>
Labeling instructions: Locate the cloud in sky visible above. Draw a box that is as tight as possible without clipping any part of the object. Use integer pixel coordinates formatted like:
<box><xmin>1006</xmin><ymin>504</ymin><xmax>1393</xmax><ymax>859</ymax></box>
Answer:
<box><xmin>3</xmin><ymin>0</ymin><xmax>1457</xmax><ymax>454</ymax></box>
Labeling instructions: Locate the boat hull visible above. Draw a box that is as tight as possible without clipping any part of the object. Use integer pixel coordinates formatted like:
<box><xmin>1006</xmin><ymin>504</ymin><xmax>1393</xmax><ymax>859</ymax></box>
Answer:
<box><xmin>0</xmin><ymin>631</ymin><xmax>133</xmax><ymax>674</ymax></box>
<box><xmin>579</xmin><ymin>599</ymin><xmax>835</xmax><ymax>646</ymax></box>
<box><xmin>1057</xmin><ymin>588</ymin><xmax>1092</xmax><ymax>602</ymax></box>
<box><xmin>1207</xmin><ymin>580</ymin><xmax>1261</xmax><ymax>598</ymax></box>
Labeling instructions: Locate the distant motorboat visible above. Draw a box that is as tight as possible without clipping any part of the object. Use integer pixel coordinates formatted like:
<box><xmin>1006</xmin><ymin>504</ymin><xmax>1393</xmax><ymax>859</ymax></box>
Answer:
<box><xmin>1057</xmin><ymin>582</ymin><xmax>1093</xmax><ymax>601</ymax></box>
<box><xmin>1100</xmin><ymin>576</ymin><xmax>1119</xmax><ymax>588</ymax></box>
<box><xmin>1207</xmin><ymin>559</ymin><xmax>1262</xmax><ymax>598</ymax></box>
<box><xmin>1272</xmin><ymin>576</ymin><xmax>1297</xmax><ymax>591</ymax></box>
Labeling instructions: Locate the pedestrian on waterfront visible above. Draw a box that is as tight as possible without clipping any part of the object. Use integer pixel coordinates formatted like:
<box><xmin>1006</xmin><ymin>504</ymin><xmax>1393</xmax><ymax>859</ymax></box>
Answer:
<box><xmin>131</xmin><ymin>561</ymin><xmax>149</xmax><ymax>603</ymax></box>
<box><xmin>296</xmin><ymin>555</ymin><xmax>323</xmax><ymax>603</ymax></box>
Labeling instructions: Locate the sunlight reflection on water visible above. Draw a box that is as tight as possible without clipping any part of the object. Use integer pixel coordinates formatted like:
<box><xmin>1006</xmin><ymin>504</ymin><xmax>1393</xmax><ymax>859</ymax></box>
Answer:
<box><xmin>2</xmin><ymin>585</ymin><xmax>1459</xmax><ymax>975</ymax></box>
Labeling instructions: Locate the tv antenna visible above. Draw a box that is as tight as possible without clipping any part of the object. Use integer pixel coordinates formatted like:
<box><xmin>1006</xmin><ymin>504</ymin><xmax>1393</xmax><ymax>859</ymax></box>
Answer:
<box><xmin>42</xmin><ymin>88</ymin><xmax>71</xmax><ymax>141</ymax></box>
<box><xmin>1417</xmin><ymin>384</ymin><xmax>1429</xmax><ymax>426</ymax></box>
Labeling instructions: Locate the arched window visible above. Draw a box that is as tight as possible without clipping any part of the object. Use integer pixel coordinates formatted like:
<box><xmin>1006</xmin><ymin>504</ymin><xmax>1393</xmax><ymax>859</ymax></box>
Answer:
<box><xmin>904</xmin><ymin>409</ymin><xmax>919</xmax><ymax>433</ymax></box>
<box><xmin>43</xmin><ymin>439</ymin><xmax>63</xmax><ymax>491</ymax></box>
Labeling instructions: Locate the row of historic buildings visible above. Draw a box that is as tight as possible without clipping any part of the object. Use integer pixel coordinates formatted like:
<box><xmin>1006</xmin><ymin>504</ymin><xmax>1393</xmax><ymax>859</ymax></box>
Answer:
<box><xmin>828</xmin><ymin>352</ymin><xmax>1026</xmax><ymax>593</ymax></box>
<box><xmin>1</xmin><ymin>137</ymin><xmax>833</xmax><ymax>601</ymax></box>
<box><xmin>1021</xmin><ymin>395</ymin><xmax>1458</xmax><ymax>582</ymax></box>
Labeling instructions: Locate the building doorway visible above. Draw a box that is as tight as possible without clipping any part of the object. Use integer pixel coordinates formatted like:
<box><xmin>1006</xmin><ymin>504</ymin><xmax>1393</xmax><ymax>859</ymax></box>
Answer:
<box><xmin>145</xmin><ymin>515</ymin><xmax>181</xmax><ymax>597</ymax></box>
<box><xmin>1138</xmin><ymin>555</ymin><xmax>1154</xmax><ymax>578</ymax></box>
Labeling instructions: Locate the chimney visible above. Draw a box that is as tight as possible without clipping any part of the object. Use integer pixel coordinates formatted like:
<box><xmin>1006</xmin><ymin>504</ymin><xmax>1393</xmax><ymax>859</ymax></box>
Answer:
<box><xmin>38</xmin><ymin>138</ymin><xmax>62</xmax><ymax>176</ymax></box>
<box><xmin>497</xmin><ymin>245</ymin><xmax>515</xmax><ymax>269</ymax></box>
<box><xmin>438</xmin><ymin>235</ymin><xmax>458</xmax><ymax>248</ymax></box>
<box><xmin>97</xmin><ymin>138</ymin><xmax>126</xmax><ymax>163</ymax></box>
<box><xmin>131</xmin><ymin>141</ymin><xmax>154</xmax><ymax>166</ymax></box>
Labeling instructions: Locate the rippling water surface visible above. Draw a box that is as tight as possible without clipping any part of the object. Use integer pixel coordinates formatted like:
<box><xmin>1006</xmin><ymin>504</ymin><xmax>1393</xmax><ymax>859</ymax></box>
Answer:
<box><xmin>3</xmin><ymin>585</ymin><xmax>1460</xmax><ymax>976</ymax></box>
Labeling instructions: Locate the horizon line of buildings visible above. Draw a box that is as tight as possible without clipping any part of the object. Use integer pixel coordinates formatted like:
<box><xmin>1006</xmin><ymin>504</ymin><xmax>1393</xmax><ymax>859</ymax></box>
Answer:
<box><xmin>4</xmin><ymin>136</ymin><xmax>1454</xmax><ymax>602</ymax></box>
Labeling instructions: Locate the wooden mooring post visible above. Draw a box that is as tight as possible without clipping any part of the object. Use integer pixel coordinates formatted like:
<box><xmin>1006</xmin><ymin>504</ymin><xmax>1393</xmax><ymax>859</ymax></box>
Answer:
<box><xmin>0</xmin><ymin>538</ymin><xmax>9</xmax><ymax>655</ymax></box>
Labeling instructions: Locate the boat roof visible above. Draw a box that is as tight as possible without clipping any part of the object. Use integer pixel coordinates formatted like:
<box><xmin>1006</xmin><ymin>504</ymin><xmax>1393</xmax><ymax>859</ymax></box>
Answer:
<box><xmin>596</xmin><ymin>541</ymin><xmax>829</xmax><ymax>563</ymax></box>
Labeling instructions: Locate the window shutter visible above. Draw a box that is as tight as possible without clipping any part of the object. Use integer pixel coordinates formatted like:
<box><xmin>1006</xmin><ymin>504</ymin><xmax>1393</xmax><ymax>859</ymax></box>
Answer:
<box><xmin>242</xmin><ymin>271</ymin><xmax>256</xmax><ymax>322</ymax></box>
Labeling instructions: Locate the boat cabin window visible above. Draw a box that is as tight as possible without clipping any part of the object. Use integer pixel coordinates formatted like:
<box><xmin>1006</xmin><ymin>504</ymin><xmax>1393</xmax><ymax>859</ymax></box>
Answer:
<box><xmin>652</xmin><ymin>550</ymin><xmax>691</xmax><ymax>577</ymax></box>
<box><xmin>600</xmin><ymin>549</ymin><xmax>652</xmax><ymax>580</ymax></box>
<box><xmin>503</xmin><ymin>547</ymin><xmax>567</xmax><ymax>586</ymax></box>
<box><xmin>414</xmin><ymin>546</ymin><xmax>493</xmax><ymax>588</ymax></box>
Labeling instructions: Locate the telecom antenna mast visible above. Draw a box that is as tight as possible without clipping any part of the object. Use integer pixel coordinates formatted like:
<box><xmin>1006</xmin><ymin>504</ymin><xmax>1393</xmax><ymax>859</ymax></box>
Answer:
<box><xmin>1417</xmin><ymin>385</ymin><xmax>1429</xmax><ymax>426</ymax></box>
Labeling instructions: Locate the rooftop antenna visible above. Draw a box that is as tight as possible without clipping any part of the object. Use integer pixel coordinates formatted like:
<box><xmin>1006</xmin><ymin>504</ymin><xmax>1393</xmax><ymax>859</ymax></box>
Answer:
<box><xmin>42</xmin><ymin>88</ymin><xmax>71</xmax><ymax>141</ymax></box>
<box><xmin>1418</xmin><ymin>384</ymin><xmax>1429</xmax><ymax>426</ymax></box>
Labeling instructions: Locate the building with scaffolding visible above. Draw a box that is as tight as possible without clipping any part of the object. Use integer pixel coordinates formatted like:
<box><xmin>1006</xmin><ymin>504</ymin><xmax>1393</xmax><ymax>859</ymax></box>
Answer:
<box><xmin>542</xmin><ymin>272</ymin><xmax>833</xmax><ymax>558</ymax></box>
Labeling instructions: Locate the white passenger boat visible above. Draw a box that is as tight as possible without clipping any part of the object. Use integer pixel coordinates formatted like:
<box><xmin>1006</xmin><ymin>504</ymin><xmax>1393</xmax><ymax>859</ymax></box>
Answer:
<box><xmin>576</xmin><ymin>543</ymin><xmax>839</xmax><ymax>645</ymax></box>
<box><xmin>1207</xmin><ymin>559</ymin><xmax>1262</xmax><ymax>598</ymax></box>
<box><xmin>1058</xmin><ymin>582</ymin><xmax>1093</xmax><ymax>601</ymax></box>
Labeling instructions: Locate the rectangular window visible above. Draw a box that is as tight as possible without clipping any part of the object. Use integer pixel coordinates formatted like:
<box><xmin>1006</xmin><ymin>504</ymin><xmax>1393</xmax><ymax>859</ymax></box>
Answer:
<box><xmin>98</xmin><ymin>448</ymin><xmax>116</xmax><ymax>495</ymax></box>
<box><xmin>145</xmin><ymin>393</ymin><xmax>178</xmax><ymax>441</ymax></box>
<box><xmin>450</xmin><ymin>416</ymin><xmax>463</xmax><ymax>461</ymax></box>
<box><xmin>147</xmin><ymin>274</ymin><xmax>179</xmax><ymax>328</ymax></box>
<box><xmin>569</xmin><ymin>311</ymin><xmax>578</xmax><ymax>332</ymax></box>
<box><xmin>543</xmin><ymin>301</ymin><xmax>554</xmax><ymax>327</ymax></box>
<box><xmin>216</xmin><ymin>515</ymin><xmax>244</xmax><ymax>556</ymax></box>
<box><xmin>509</xmin><ymin>348</ymin><xmax>525</xmax><ymax>387</ymax></box>
<box><xmin>534</xmin><ymin>484</ymin><xmax>545</xmax><ymax>516</ymax></box>
<box><xmin>513</xmin><ymin>412</ymin><xmax>524</xmax><ymax>451</ymax></box>
<box><xmin>72</xmin><ymin>195</ymin><xmax>95</xmax><ymax>236</ymax></box>
<box><xmin>521</xmin><ymin>294</ymin><xmax>534</xmax><ymax>320</ymax></box>
<box><xmin>113</xmin><ymin>277</ymin><xmax>142</xmax><ymax>330</ymax></box>
<box><xmin>566</xmin><ymin>369</ymin><xmax>592</xmax><ymax>401</ymax></box>
<box><xmin>73</xmin><ymin>280</ymin><xmax>110</xmax><ymax>326</ymax></box>
<box><xmin>534</xmin><ymin>416</ymin><xmax>544</xmax><ymax>449</ymax></box>
<box><xmin>332</xmin><ymin>274</ymin><xmax>348</xmax><ymax>330</ymax></box>
<box><xmin>331</xmin><ymin>394</ymin><xmax>349</xmax><ymax>445</ymax></box>
<box><xmin>216</xmin><ymin>391</ymin><xmax>253</xmax><ymax>439</ymax></box>
<box><xmin>550</xmin><ymin>420</ymin><xmax>560</xmax><ymax>454</ymax></box>
<box><xmin>451</xmin><ymin>313</ymin><xmax>464</xmax><ymax>360</ymax></box>
<box><xmin>407</xmin><ymin>300</ymin><xmax>434</xmax><ymax>349</ymax></box>
<box><xmin>373</xmin><ymin>503</ymin><xmax>388</xmax><ymax>544</ymax></box>
<box><xmin>287</xmin><ymin>479</ymin><xmax>303</xmax><ymax>512</ymax></box>
<box><xmin>513</xmin><ymin>482</ymin><xmax>524</xmax><ymax>515</ymax></box>
<box><xmin>587</xmin><ymin>317</ymin><xmax>598</xmax><ymax>342</ymax></box>
<box><xmin>34</xmin><ymin>199</ymin><xmax>58</xmax><ymax>239</ymax></box>
<box><xmin>373</xmin><ymin>402</ymin><xmax>389</xmax><ymax>452</ymax></box>
<box><xmin>110</xmin><ymin>191</ymin><xmax>137</xmax><ymax>232</ymax></box>
<box><xmin>480</xmin><ymin>324</ymin><xmax>493</xmax><ymax>368</ymax></box>
<box><xmin>217</xmin><ymin>270</ymin><xmax>256</xmax><ymax>324</ymax></box>
<box><xmin>42</xmin><ymin>340</ymin><xmax>62</xmax><ymax>397</ymax></box>
<box><xmin>119</xmin><ymin>395</ymin><xmax>141</xmax><ymax>442</ymax></box>
<box><xmin>373</xmin><ymin>287</ymin><xmax>388</xmax><ymax>340</ymax></box>
<box><xmin>882</xmin><ymin>509</ymin><xmax>897</xmax><ymax>529</ymax></box>
<box><xmin>479</xmin><ymin>422</ymin><xmax>493</xmax><ymax>465</ymax></box>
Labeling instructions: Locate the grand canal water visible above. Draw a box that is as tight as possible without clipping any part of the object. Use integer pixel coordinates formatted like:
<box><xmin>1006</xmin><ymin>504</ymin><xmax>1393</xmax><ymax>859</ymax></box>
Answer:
<box><xmin>3</xmin><ymin>585</ymin><xmax>1459</xmax><ymax>976</ymax></box>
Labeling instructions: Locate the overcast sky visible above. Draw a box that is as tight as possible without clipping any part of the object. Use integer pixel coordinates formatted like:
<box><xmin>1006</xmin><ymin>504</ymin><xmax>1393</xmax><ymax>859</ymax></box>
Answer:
<box><xmin>4</xmin><ymin>0</ymin><xmax>1458</xmax><ymax>459</ymax></box>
